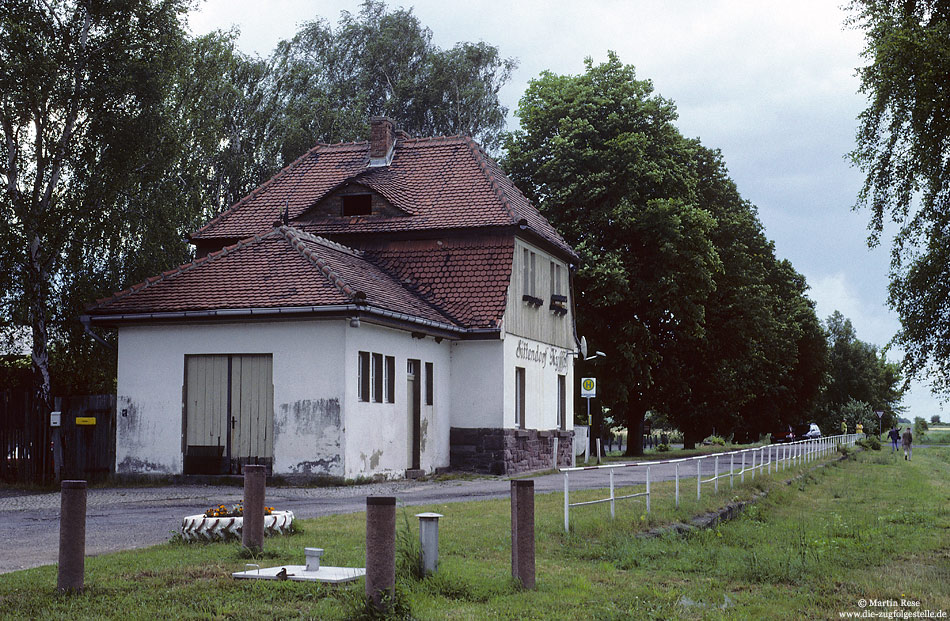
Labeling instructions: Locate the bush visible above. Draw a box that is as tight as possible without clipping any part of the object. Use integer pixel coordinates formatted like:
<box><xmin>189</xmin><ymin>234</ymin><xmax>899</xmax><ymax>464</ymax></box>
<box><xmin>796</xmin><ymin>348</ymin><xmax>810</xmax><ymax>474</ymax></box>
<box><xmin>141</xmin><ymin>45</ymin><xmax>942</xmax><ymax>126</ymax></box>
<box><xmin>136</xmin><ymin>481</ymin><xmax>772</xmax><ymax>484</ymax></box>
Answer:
<box><xmin>857</xmin><ymin>436</ymin><xmax>881</xmax><ymax>451</ymax></box>
<box><xmin>656</xmin><ymin>443</ymin><xmax>671</xmax><ymax>452</ymax></box>
<box><xmin>706</xmin><ymin>435</ymin><xmax>726</xmax><ymax>446</ymax></box>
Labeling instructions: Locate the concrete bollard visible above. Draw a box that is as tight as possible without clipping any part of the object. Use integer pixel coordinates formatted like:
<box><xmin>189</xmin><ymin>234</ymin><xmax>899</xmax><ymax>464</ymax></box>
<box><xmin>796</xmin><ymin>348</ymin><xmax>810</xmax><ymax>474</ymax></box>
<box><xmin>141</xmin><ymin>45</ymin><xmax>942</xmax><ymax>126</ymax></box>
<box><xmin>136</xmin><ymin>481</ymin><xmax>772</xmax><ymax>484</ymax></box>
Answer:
<box><xmin>510</xmin><ymin>480</ymin><xmax>536</xmax><ymax>589</ymax></box>
<box><xmin>415</xmin><ymin>512</ymin><xmax>443</xmax><ymax>574</ymax></box>
<box><xmin>305</xmin><ymin>548</ymin><xmax>323</xmax><ymax>571</ymax></box>
<box><xmin>366</xmin><ymin>496</ymin><xmax>396</xmax><ymax>609</ymax></box>
<box><xmin>242</xmin><ymin>465</ymin><xmax>266</xmax><ymax>553</ymax></box>
<box><xmin>58</xmin><ymin>480</ymin><xmax>87</xmax><ymax>594</ymax></box>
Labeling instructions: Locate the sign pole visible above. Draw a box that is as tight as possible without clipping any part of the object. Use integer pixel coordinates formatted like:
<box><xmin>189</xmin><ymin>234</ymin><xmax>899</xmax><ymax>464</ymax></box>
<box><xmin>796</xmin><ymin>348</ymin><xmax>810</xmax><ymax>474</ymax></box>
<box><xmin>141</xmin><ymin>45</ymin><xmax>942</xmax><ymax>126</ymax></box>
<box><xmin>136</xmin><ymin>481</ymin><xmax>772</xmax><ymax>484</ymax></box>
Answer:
<box><xmin>580</xmin><ymin>378</ymin><xmax>596</xmax><ymax>464</ymax></box>
<box><xmin>585</xmin><ymin>397</ymin><xmax>591</xmax><ymax>463</ymax></box>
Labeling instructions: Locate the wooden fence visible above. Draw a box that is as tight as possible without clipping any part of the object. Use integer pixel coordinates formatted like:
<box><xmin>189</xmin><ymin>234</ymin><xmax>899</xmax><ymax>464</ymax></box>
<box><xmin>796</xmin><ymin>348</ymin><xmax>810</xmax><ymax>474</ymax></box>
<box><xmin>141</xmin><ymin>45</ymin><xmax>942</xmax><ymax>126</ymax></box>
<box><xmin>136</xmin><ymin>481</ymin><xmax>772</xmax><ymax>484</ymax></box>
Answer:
<box><xmin>1</xmin><ymin>391</ymin><xmax>115</xmax><ymax>484</ymax></box>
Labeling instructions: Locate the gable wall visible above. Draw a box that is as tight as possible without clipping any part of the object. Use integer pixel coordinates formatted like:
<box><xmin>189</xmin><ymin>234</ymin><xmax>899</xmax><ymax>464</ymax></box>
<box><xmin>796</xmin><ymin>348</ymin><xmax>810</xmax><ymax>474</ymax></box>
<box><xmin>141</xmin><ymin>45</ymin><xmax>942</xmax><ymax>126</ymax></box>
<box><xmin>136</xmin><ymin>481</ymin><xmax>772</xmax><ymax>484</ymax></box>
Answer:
<box><xmin>503</xmin><ymin>238</ymin><xmax>575</xmax><ymax>349</ymax></box>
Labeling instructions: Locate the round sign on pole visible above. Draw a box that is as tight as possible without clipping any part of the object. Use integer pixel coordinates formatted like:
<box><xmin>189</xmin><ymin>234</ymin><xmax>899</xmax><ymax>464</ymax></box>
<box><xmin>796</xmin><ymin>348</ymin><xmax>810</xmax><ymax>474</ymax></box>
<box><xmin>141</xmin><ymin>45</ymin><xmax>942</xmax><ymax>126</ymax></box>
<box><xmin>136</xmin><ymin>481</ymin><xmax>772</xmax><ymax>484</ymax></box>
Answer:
<box><xmin>581</xmin><ymin>377</ymin><xmax>596</xmax><ymax>398</ymax></box>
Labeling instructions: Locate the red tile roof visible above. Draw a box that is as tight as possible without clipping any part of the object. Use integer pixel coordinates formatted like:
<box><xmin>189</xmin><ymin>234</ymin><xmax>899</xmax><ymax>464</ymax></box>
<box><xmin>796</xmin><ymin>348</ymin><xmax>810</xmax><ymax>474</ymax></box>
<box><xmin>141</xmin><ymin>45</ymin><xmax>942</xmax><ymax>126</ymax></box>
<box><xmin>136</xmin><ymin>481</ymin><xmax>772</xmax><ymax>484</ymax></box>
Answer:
<box><xmin>88</xmin><ymin>227</ymin><xmax>456</xmax><ymax>328</ymax></box>
<box><xmin>360</xmin><ymin>236</ymin><xmax>514</xmax><ymax>330</ymax></box>
<box><xmin>191</xmin><ymin>136</ymin><xmax>574</xmax><ymax>258</ymax></box>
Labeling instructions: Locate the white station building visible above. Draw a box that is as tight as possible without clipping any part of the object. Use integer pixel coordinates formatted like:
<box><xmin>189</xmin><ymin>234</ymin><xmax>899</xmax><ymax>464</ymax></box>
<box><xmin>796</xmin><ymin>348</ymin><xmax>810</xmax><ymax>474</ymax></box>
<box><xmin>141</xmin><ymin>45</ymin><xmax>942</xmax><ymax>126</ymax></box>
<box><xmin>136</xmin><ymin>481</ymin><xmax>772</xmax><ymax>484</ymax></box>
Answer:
<box><xmin>85</xmin><ymin>118</ymin><xmax>578</xmax><ymax>479</ymax></box>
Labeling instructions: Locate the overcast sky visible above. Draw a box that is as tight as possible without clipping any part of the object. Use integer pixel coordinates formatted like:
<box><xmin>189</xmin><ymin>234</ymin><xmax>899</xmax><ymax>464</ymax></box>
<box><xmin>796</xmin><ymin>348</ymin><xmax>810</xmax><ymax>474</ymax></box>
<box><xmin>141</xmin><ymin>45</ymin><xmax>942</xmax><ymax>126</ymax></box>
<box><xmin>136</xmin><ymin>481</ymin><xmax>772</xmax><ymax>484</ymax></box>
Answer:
<box><xmin>189</xmin><ymin>0</ymin><xmax>944</xmax><ymax>421</ymax></box>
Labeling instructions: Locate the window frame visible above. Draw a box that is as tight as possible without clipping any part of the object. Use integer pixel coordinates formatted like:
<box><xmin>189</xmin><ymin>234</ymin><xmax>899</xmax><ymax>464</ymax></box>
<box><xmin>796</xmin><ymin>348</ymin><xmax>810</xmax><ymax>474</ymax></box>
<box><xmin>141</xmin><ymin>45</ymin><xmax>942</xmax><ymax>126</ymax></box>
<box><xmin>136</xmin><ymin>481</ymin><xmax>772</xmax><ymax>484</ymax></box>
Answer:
<box><xmin>358</xmin><ymin>351</ymin><xmax>370</xmax><ymax>402</ymax></box>
<box><xmin>425</xmin><ymin>362</ymin><xmax>434</xmax><ymax>405</ymax></box>
<box><xmin>515</xmin><ymin>366</ymin><xmax>526</xmax><ymax>429</ymax></box>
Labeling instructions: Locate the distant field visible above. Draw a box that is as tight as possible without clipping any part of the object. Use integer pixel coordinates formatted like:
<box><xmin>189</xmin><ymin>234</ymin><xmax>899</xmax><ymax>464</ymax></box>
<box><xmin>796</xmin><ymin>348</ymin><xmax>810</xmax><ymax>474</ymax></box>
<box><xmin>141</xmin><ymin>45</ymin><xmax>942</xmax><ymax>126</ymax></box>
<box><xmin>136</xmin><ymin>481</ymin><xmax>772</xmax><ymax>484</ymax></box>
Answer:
<box><xmin>0</xmin><ymin>447</ymin><xmax>947</xmax><ymax>619</ymax></box>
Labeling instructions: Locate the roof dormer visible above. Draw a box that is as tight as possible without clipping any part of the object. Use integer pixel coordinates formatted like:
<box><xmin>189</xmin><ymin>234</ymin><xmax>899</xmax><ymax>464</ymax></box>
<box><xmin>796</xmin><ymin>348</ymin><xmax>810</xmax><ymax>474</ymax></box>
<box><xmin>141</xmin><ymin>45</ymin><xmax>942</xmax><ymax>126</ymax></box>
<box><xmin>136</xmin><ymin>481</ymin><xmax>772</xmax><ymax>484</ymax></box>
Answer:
<box><xmin>294</xmin><ymin>182</ymin><xmax>408</xmax><ymax>223</ymax></box>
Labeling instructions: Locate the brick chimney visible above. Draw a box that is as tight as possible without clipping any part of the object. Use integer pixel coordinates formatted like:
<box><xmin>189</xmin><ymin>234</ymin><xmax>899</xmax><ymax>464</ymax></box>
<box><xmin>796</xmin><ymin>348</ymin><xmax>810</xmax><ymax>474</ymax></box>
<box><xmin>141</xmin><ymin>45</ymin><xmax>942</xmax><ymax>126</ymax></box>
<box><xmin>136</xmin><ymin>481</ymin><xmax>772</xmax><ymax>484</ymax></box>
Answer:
<box><xmin>369</xmin><ymin>116</ymin><xmax>396</xmax><ymax>167</ymax></box>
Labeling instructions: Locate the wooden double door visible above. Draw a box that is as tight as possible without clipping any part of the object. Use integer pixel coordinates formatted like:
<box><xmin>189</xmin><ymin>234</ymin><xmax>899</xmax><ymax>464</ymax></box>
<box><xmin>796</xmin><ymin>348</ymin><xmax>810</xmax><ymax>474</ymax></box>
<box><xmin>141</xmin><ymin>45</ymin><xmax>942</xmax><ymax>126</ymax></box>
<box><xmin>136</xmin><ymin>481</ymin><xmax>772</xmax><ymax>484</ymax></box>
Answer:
<box><xmin>183</xmin><ymin>354</ymin><xmax>274</xmax><ymax>474</ymax></box>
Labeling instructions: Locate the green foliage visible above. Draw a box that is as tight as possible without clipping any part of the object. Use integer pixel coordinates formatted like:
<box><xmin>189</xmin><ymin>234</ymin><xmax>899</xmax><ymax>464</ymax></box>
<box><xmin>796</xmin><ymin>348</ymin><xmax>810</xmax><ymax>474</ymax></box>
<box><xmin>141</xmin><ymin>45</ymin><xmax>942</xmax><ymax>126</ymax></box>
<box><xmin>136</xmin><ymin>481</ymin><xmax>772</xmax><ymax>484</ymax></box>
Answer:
<box><xmin>268</xmin><ymin>0</ymin><xmax>515</xmax><ymax>158</ymax></box>
<box><xmin>816</xmin><ymin>311</ymin><xmax>904</xmax><ymax>434</ymax></box>
<box><xmin>857</xmin><ymin>436</ymin><xmax>882</xmax><ymax>451</ymax></box>
<box><xmin>504</xmin><ymin>52</ymin><xmax>826</xmax><ymax>451</ymax></box>
<box><xmin>931</xmin><ymin>415</ymin><xmax>942</xmax><ymax>425</ymax></box>
<box><xmin>706</xmin><ymin>435</ymin><xmax>726</xmax><ymax>446</ymax></box>
<box><xmin>848</xmin><ymin>1</ymin><xmax>950</xmax><ymax>394</ymax></box>
<box><xmin>914</xmin><ymin>416</ymin><xmax>929</xmax><ymax>437</ymax></box>
<box><xmin>656</xmin><ymin>443</ymin><xmax>671</xmax><ymax>452</ymax></box>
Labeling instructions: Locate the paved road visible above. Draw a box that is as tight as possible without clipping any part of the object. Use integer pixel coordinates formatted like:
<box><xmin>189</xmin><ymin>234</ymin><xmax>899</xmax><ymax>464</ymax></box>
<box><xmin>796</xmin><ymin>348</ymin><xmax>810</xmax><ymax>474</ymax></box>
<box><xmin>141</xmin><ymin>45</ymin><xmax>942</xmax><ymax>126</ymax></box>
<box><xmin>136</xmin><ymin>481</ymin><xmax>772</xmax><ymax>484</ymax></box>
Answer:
<box><xmin>0</xmin><ymin>448</ymin><xmax>811</xmax><ymax>574</ymax></box>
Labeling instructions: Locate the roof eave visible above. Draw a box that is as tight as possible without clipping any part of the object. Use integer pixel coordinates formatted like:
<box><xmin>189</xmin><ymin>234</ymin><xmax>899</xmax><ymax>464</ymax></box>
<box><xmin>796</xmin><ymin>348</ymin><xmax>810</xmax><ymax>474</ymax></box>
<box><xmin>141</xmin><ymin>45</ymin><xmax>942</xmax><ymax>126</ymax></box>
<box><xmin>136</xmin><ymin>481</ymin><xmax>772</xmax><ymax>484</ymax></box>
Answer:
<box><xmin>82</xmin><ymin>304</ymin><xmax>467</xmax><ymax>339</ymax></box>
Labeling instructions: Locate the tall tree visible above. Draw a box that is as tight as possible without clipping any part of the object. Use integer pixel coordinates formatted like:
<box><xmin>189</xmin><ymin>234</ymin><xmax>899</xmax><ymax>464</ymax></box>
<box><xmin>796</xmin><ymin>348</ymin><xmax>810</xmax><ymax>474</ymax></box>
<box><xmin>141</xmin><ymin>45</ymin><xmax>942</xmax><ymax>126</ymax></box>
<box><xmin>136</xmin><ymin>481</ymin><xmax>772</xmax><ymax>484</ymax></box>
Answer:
<box><xmin>504</xmin><ymin>53</ymin><xmax>721</xmax><ymax>455</ymax></box>
<box><xmin>848</xmin><ymin>0</ymin><xmax>950</xmax><ymax>394</ymax></box>
<box><xmin>818</xmin><ymin>311</ymin><xmax>905</xmax><ymax>432</ymax></box>
<box><xmin>268</xmin><ymin>0</ymin><xmax>516</xmax><ymax>161</ymax></box>
<box><xmin>667</xmin><ymin>145</ymin><xmax>828</xmax><ymax>445</ymax></box>
<box><xmin>0</xmin><ymin>0</ymin><xmax>194</xmax><ymax>422</ymax></box>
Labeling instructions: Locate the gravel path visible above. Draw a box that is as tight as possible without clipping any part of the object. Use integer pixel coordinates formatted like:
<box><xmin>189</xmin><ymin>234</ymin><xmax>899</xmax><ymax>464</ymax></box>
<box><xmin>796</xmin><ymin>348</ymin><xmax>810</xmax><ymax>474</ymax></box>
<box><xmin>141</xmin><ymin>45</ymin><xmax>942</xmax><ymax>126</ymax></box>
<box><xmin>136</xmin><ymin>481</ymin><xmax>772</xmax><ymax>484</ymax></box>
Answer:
<box><xmin>0</xmin><ymin>448</ymin><xmax>814</xmax><ymax>574</ymax></box>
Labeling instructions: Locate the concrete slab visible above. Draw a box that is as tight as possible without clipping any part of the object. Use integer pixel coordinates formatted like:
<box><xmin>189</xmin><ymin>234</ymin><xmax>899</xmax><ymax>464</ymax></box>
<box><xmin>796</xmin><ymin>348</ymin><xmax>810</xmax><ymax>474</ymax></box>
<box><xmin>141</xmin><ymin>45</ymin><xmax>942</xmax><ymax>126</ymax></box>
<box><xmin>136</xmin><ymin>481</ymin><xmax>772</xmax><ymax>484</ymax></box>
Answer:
<box><xmin>232</xmin><ymin>564</ymin><xmax>365</xmax><ymax>584</ymax></box>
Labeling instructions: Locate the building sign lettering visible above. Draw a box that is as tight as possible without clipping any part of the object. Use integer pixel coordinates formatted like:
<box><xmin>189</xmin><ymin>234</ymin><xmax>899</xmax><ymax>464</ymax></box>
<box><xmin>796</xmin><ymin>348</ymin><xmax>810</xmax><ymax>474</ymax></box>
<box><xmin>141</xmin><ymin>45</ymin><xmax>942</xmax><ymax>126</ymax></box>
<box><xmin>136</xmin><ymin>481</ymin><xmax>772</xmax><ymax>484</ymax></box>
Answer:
<box><xmin>515</xmin><ymin>339</ymin><xmax>570</xmax><ymax>373</ymax></box>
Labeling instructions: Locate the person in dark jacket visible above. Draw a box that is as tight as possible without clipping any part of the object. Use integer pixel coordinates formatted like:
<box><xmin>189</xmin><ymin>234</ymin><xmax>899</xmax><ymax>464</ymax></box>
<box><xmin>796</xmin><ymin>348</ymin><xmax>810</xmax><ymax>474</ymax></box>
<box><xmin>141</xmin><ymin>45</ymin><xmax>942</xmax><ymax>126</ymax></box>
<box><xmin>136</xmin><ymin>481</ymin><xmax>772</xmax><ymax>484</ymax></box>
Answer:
<box><xmin>888</xmin><ymin>426</ymin><xmax>901</xmax><ymax>453</ymax></box>
<box><xmin>901</xmin><ymin>427</ymin><xmax>913</xmax><ymax>461</ymax></box>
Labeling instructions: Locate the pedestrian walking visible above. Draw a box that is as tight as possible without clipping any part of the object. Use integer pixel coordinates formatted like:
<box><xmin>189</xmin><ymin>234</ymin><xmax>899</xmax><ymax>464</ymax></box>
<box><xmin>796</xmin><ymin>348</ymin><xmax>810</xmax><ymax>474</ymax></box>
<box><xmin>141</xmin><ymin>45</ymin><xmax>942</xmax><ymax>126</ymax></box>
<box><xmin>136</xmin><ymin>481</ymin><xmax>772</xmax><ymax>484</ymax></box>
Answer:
<box><xmin>901</xmin><ymin>427</ymin><xmax>913</xmax><ymax>461</ymax></box>
<box><xmin>888</xmin><ymin>426</ymin><xmax>901</xmax><ymax>453</ymax></box>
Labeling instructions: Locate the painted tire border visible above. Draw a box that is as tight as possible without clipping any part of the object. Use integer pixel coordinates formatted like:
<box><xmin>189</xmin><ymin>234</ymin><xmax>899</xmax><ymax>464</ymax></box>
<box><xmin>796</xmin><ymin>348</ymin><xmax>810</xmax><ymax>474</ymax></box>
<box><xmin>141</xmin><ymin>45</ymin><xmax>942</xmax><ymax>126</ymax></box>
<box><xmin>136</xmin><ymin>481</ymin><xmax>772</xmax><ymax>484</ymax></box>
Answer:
<box><xmin>180</xmin><ymin>510</ymin><xmax>295</xmax><ymax>542</ymax></box>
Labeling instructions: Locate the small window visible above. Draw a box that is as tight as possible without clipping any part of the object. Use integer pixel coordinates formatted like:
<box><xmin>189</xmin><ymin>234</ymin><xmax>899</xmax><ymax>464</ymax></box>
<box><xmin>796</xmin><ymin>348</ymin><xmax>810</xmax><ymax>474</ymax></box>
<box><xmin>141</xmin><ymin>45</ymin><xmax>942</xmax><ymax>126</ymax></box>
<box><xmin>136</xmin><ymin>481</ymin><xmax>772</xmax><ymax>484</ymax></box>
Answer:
<box><xmin>385</xmin><ymin>356</ymin><xmax>395</xmax><ymax>403</ymax></box>
<box><xmin>372</xmin><ymin>353</ymin><xmax>384</xmax><ymax>402</ymax></box>
<box><xmin>342</xmin><ymin>194</ymin><xmax>372</xmax><ymax>216</ymax></box>
<box><xmin>551</xmin><ymin>262</ymin><xmax>562</xmax><ymax>296</ymax></box>
<box><xmin>557</xmin><ymin>374</ymin><xmax>566</xmax><ymax>430</ymax></box>
<box><xmin>522</xmin><ymin>249</ymin><xmax>531</xmax><ymax>295</ymax></box>
<box><xmin>358</xmin><ymin>351</ymin><xmax>370</xmax><ymax>402</ymax></box>
<box><xmin>425</xmin><ymin>362</ymin><xmax>434</xmax><ymax>405</ymax></box>
<box><xmin>515</xmin><ymin>367</ymin><xmax>526</xmax><ymax>428</ymax></box>
<box><xmin>530</xmin><ymin>252</ymin><xmax>536</xmax><ymax>296</ymax></box>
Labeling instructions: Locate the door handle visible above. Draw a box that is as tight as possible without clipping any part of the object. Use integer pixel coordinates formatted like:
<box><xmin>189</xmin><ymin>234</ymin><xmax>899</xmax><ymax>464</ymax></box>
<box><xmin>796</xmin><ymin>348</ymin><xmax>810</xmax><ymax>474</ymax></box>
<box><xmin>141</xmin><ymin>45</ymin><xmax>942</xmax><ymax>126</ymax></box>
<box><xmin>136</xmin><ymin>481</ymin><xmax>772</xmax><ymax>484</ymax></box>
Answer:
<box><xmin>231</xmin><ymin>416</ymin><xmax>236</xmax><ymax>430</ymax></box>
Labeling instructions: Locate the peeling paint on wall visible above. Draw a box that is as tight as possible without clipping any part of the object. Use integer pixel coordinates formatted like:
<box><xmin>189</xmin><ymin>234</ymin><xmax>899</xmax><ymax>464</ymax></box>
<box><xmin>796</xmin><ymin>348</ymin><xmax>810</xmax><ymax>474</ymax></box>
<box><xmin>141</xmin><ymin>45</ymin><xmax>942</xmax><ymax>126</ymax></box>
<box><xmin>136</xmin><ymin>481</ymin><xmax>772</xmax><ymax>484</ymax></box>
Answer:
<box><xmin>369</xmin><ymin>449</ymin><xmax>383</xmax><ymax>470</ymax></box>
<box><xmin>420</xmin><ymin>417</ymin><xmax>429</xmax><ymax>454</ymax></box>
<box><xmin>116</xmin><ymin>399</ymin><xmax>140</xmax><ymax>443</ymax></box>
<box><xmin>274</xmin><ymin>398</ymin><xmax>343</xmax><ymax>477</ymax></box>
<box><xmin>117</xmin><ymin>456</ymin><xmax>171</xmax><ymax>474</ymax></box>
<box><xmin>290</xmin><ymin>457</ymin><xmax>341</xmax><ymax>475</ymax></box>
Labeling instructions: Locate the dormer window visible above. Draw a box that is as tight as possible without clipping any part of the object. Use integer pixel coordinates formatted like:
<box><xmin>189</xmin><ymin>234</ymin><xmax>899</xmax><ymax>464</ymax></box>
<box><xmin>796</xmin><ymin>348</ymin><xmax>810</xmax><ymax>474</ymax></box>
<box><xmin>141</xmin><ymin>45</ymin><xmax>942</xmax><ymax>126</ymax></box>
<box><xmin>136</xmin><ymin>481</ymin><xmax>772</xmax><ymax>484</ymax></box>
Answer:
<box><xmin>342</xmin><ymin>194</ymin><xmax>372</xmax><ymax>216</ymax></box>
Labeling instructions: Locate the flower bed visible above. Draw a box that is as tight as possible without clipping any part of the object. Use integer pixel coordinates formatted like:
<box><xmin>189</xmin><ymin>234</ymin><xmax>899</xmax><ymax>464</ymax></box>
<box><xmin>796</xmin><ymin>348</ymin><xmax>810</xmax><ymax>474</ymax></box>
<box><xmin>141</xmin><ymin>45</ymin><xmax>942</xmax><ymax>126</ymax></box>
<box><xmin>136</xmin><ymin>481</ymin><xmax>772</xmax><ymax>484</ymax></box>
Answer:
<box><xmin>181</xmin><ymin>505</ymin><xmax>295</xmax><ymax>542</ymax></box>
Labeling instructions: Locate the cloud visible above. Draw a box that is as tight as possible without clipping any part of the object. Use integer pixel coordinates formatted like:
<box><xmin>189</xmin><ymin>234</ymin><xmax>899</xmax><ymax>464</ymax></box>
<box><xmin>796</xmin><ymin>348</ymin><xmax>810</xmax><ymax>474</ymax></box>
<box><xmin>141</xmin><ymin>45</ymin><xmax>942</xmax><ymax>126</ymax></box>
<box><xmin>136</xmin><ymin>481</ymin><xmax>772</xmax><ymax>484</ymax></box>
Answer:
<box><xmin>807</xmin><ymin>271</ymin><xmax>897</xmax><ymax>350</ymax></box>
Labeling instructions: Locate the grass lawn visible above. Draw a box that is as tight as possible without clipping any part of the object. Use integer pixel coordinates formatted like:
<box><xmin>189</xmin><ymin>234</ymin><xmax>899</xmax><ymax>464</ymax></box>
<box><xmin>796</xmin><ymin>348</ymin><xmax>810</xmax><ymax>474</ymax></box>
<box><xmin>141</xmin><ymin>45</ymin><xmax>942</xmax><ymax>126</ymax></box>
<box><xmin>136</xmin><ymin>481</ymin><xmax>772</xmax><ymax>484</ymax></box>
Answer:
<box><xmin>1</xmin><ymin>447</ymin><xmax>947</xmax><ymax>620</ymax></box>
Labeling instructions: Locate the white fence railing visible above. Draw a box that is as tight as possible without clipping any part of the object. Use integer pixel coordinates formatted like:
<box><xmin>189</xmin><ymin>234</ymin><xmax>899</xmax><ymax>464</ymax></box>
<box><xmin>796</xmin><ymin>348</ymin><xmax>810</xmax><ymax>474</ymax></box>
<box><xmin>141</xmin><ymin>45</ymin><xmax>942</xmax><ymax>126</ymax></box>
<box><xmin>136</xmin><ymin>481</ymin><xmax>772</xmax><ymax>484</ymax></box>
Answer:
<box><xmin>559</xmin><ymin>433</ymin><xmax>860</xmax><ymax>532</ymax></box>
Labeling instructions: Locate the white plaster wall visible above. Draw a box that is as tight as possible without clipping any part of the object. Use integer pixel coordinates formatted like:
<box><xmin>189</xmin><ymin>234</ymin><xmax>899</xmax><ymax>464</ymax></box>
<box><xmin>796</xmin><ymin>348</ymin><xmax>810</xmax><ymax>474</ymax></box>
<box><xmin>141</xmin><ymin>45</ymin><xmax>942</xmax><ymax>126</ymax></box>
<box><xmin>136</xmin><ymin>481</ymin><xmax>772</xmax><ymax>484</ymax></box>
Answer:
<box><xmin>115</xmin><ymin>320</ymin><xmax>346</xmax><ymax>476</ymax></box>
<box><xmin>449</xmin><ymin>339</ymin><xmax>505</xmax><ymax>428</ymax></box>
<box><xmin>503</xmin><ymin>335</ymin><xmax>575</xmax><ymax>431</ymax></box>
<box><xmin>342</xmin><ymin>322</ymin><xmax>451</xmax><ymax>479</ymax></box>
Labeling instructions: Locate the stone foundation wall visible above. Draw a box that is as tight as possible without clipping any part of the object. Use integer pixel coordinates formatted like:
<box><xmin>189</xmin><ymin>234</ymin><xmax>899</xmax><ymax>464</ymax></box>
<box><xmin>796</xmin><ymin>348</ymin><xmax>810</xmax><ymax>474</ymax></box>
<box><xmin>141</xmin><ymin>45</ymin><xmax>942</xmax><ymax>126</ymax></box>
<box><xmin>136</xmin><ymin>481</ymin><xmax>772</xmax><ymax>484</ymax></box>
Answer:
<box><xmin>450</xmin><ymin>427</ymin><xmax>574</xmax><ymax>475</ymax></box>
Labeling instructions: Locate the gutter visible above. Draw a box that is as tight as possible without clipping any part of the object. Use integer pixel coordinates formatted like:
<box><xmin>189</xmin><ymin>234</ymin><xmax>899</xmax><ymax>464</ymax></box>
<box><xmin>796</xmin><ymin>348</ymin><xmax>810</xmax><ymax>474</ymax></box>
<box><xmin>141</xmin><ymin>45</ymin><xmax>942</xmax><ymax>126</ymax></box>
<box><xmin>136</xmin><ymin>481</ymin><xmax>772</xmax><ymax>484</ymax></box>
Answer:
<box><xmin>82</xmin><ymin>304</ymin><xmax>473</xmax><ymax>338</ymax></box>
<box><xmin>80</xmin><ymin>315</ymin><xmax>116</xmax><ymax>350</ymax></box>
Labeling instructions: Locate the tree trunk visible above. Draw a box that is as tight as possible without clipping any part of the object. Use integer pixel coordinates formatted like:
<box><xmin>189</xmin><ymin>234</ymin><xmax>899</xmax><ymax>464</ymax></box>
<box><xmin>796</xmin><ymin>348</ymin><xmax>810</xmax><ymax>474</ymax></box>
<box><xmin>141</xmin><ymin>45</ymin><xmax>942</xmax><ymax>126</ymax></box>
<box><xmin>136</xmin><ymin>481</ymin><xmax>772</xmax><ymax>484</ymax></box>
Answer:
<box><xmin>624</xmin><ymin>404</ymin><xmax>646</xmax><ymax>457</ymax></box>
<box><xmin>29</xmin><ymin>235</ymin><xmax>53</xmax><ymax>482</ymax></box>
<box><xmin>682</xmin><ymin>427</ymin><xmax>698</xmax><ymax>450</ymax></box>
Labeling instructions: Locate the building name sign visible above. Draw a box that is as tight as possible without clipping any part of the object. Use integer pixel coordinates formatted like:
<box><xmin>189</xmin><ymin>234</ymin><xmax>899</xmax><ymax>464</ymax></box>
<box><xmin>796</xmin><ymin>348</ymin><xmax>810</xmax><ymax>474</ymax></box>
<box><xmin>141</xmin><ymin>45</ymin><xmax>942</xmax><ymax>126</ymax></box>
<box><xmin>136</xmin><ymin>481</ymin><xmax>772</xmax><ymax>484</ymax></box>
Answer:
<box><xmin>515</xmin><ymin>339</ymin><xmax>570</xmax><ymax>373</ymax></box>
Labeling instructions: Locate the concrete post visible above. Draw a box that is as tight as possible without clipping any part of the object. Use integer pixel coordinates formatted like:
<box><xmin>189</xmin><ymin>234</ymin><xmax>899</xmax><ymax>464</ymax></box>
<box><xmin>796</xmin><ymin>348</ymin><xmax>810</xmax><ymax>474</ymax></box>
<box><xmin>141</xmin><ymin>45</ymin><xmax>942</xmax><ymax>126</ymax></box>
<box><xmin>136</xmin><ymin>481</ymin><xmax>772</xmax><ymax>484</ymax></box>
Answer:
<box><xmin>674</xmin><ymin>463</ymin><xmax>679</xmax><ymax>508</ymax></box>
<box><xmin>58</xmin><ymin>480</ymin><xmax>87</xmax><ymax>594</ymax></box>
<box><xmin>366</xmin><ymin>496</ymin><xmax>396</xmax><ymax>608</ymax></box>
<box><xmin>510</xmin><ymin>480</ymin><xmax>535</xmax><ymax>589</ymax></box>
<box><xmin>305</xmin><ymin>548</ymin><xmax>323</xmax><ymax>571</ymax></box>
<box><xmin>242</xmin><ymin>465</ymin><xmax>266</xmax><ymax>553</ymax></box>
<box><xmin>415</xmin><ymin>512</ymin><xmax>443</xmax><ymax>574</ymax></box>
